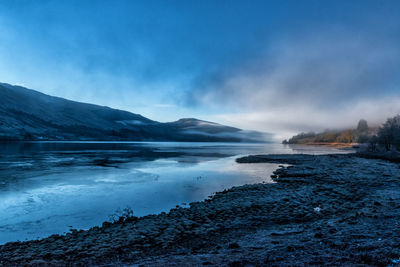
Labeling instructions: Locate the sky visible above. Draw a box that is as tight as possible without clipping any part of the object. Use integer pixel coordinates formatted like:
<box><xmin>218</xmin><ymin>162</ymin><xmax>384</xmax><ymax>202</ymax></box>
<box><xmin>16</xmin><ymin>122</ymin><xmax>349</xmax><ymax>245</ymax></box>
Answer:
<box><xmin>0</xmin><ymin>0</ymin><xmax>400</xmax><ymax>138</ymax></box>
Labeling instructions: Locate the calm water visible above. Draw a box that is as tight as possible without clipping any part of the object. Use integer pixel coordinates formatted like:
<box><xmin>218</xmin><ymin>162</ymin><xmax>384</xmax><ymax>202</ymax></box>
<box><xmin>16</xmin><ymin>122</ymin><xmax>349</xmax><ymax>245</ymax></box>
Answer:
<box><xmin>0</xmin><ymin>142</ymin><xmax>348</xmax><ymax>244</ymax></box>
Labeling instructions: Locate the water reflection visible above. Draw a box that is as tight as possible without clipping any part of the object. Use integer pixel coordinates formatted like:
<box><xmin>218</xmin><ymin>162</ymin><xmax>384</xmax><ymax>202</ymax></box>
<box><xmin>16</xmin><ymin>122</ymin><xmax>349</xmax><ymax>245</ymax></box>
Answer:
<box><xmin>0</xmin><ymin>142</ymin><xmax>349</xmax><ymax>244</ymax></box>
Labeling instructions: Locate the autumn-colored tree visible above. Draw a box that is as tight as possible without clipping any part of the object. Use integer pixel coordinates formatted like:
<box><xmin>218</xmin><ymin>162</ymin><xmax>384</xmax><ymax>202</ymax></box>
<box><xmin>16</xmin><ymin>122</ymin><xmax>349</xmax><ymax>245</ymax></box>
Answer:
<box><xmin>337</xmin><ymin>130</ymin><xmax>354</xmax><ymax>143</ymax></box>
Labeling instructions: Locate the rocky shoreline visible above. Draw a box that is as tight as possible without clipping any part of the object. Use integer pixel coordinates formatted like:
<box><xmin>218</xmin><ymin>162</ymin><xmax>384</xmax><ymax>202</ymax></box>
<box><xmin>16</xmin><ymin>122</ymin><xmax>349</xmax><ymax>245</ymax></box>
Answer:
<box><xmin>1</xmin><ymin>153</ymin><xmax>400</xmax><ymax>266</ymax></box>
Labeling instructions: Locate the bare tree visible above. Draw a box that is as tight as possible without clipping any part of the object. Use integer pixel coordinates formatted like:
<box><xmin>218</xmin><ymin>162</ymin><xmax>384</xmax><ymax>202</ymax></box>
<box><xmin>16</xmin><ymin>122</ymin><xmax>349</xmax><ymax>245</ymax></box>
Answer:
<box><xmin>377</xmin><ymin>115</ymin><xmax>400</xmax><ymax>151</ymax></box>
<box><xmin>357</xmin><ymin>119</ymin><xmax>369</xmax><ymax>134</ymax></box>
<box><xmin>355</xmin><ymin>119</ymin><xmax>369</xmax><ymax>143</ymax></box>
<box><xmin>368</xmin><ymin>135</ymin><xmax>378</xmax><ymax>152</ymax></box>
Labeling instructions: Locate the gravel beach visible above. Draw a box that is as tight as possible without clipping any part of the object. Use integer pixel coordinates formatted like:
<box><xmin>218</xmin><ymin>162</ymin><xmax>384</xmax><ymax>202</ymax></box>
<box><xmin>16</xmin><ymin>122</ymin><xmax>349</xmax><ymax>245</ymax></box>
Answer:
<box><xmin>1</xmin><ymin>153</ymin><xmax>400</xmax><ymax>266</ymax></box>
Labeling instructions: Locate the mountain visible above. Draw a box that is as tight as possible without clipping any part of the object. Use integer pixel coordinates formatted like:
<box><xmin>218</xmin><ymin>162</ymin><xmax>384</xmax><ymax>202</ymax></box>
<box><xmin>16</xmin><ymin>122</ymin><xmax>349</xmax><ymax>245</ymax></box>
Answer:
<box><xmin>0</xmin><ymin>83</ymin><xmax>270</xmax><ymax>142</ymax></box>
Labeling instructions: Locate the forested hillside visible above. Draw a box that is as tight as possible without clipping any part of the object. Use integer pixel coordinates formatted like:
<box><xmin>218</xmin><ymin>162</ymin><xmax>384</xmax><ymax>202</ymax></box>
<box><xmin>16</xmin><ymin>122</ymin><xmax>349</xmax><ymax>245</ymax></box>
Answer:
<box><xmin>283</xmin><ymin>119</ymin><xmax>375</xmax><ymax>145</ymax></box>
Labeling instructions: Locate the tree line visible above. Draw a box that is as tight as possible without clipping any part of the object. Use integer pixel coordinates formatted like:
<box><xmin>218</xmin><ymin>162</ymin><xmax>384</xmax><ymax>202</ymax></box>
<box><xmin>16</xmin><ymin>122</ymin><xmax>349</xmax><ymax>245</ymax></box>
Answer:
<box><xmin>369</xmin><ymin>115</ymin><xmax>400</xmax><ymax>151</ymax></box>
<box><xmin>283</xmin><ymin>115</ymin><xmax>400</xmax><ymax>152</ymax></box>
<box><xmin>282</xmin><ymin>119</ymin><xmax>370</xmax><ymax>145</ymax></box>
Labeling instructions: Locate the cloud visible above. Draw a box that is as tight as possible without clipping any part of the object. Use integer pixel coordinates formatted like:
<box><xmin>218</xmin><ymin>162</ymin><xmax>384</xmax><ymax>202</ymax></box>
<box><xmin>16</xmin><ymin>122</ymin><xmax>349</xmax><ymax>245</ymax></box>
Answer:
<box><xmin>213</xmin><ymin>96</ymin><xmax>400</xmax><ymax>139</ymax></box>
<box><xmin>154</xmin><ymin>104</ymin><xmax>177</xmax><ymax>108</ymax></box>
<box><xmin>188</xmin><ymin>28</ymin><xmax>400</xmax><ymax>136</ymax></box>
<box><xmin>1</xmin><ymin>1</ymin><xmax>400</xmax><ymax>136</ymax></box>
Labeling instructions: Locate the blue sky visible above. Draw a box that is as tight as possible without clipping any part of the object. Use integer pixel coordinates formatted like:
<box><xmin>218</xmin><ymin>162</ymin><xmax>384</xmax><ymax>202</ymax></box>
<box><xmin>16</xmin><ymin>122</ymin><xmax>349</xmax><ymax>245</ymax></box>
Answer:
<box><xmin>0</xmin><ymin>0</ymin><xmax>399</xmax><ymax>137</ymax></box>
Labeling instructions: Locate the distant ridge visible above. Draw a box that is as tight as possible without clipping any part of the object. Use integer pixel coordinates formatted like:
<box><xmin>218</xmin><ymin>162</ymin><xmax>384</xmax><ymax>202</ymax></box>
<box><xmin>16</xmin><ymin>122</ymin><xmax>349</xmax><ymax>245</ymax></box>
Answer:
<box><xmin>0</xmin><ymin>83</ymin><xmax>271</xmax><ymax>142</ymax></box>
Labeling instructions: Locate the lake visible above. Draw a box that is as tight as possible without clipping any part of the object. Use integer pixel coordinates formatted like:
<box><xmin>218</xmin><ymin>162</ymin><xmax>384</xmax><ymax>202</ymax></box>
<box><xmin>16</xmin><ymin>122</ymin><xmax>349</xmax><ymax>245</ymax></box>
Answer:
<box><xmin>0</xmin><ymin>141</ymin><xmax>348</xmax><ymax>244</ymax></box>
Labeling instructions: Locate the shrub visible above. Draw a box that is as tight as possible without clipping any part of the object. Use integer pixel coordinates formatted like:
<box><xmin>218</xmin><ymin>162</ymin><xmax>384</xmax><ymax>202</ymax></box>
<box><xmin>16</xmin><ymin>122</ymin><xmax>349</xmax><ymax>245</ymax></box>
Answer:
<box><xmin>108</xmin><ymin>207</ymin><xmax>136</xmax><ymax>224</ymax></box>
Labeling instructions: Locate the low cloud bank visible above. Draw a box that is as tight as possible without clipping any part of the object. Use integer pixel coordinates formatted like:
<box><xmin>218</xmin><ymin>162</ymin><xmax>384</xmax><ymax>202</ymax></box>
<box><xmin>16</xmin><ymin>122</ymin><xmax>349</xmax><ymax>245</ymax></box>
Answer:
<box><xmin>188</xmin><ymin>28</ymin><xmax>400</xmax><ymax>138</ymax></box>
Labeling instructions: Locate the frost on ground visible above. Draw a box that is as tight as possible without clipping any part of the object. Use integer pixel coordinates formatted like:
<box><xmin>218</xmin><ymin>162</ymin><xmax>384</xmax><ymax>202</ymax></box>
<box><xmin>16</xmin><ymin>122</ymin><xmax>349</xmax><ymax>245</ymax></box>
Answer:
<box><xmin>1</xmin><ymin>153</ymin><xmax>400</xmax><ymax>266</ymax></box>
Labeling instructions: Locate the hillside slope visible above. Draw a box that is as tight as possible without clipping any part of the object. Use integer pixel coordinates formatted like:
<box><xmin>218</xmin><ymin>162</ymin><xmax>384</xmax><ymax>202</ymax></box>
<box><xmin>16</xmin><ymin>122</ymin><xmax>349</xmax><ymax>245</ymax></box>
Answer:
<box><xmin>0</xmin><ymin>83</ymin><xmax>270</xmax><ymax>142</ymax></box>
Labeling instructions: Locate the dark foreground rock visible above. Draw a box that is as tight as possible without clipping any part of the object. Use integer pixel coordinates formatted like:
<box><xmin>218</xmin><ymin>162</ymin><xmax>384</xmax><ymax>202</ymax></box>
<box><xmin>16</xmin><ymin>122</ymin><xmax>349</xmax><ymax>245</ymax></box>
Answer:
<box><xmin>1</xmin><ymin>153</ymin><xmax>400</xmax><ymax>266</ymax></box>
